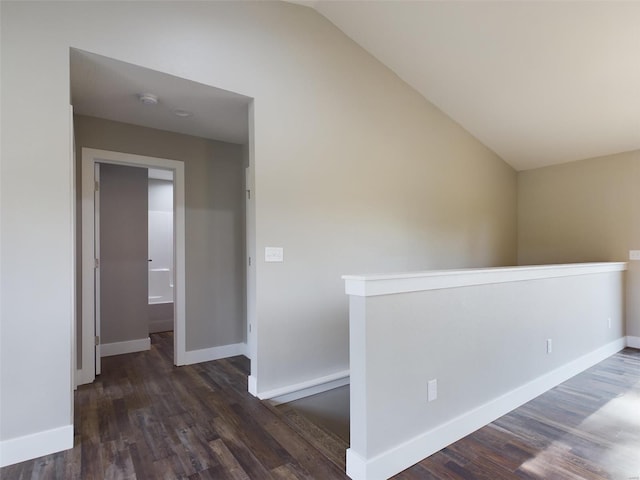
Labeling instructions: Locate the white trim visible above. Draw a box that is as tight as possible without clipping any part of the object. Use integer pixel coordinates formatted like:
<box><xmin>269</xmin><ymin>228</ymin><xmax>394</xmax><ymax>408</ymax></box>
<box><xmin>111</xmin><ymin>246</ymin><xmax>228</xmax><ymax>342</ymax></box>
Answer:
<box><xmin>79</xmin><ymin>148</ymin><xmax>187</xmax><ymax>384</ymax></box>
<box><xmin>245</xmin><ymin>102</ymin><xmax>257</xmax><ymax>372</ymax></box>
<box><xmin>75</xmin><ymin>368</ymin><xmax>93</xmax><ymax>387</ymax></box>
<box><xmin>255</xmin><ymin>370</ymin><xmax>350</xmax><ymax>404</ymax></box>
<box><xmin>346</xmin><ymin>338</ymin><xmax>625</xmax><ymax>480</ymax></box>
<box><xmin>70</xmin><ymin>105</ymin><xmax>77</xmax><ymax>397</ymax></box>
<box><xmin>345</xmin><ymin>450</ymin><xmax>368</xmax><ymax>480</ymax></box>
<box><xmin>343</xmin><ymin>262</ymin><xmax>627</xmax><ymax>297</ymax></box>
<box><xmin>101</xmin><ymin>337</ymin><xmax>150</xmax><ymax>357</ymax></box>
<box><xmin>627</xmin><ymin>336</ymin><xmax>640</xmax><ymax>349</ymax></box>
<box><xmin>182</xmin><ymin>343</ymin><xmax>247</xmax><ymax>365</ymax></box>
<box><xmin>148</xmin><ymin>168</ymin><xmax>174</xmax><ymax>181</ymax></box>
<box><xmin>248</xmin><ymin>375</ymin><xmax>258</xmax><ymax>397</ymax></box>
<box><xmin>81</xmin><ymin>150</ymin><xmax>95</xmax><ymax>383</ymax></box>
<box><xmin>94</xmin><ymin>163</ymin><xmax>102</xmax><ymax>373</ymax></box>
<box><xmin>0</xmin><ymin>424</ymin><xmax>73</xmax><ymax>468</ymax></box>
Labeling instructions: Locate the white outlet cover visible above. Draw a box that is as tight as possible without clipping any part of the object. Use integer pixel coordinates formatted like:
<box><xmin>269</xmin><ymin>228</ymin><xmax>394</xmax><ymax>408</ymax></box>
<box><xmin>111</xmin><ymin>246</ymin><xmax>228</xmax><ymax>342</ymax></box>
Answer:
<box><xmin>427</xmin><ymin>379</ymin><xmax>437</xmax><ymax>402</ymax></box>
<box><xmin>629</xmin><ymin>250</ymin><xmax>640</xmax><ymax>261</ymax></box>
<box><xmin>265</xmin><ymin>247</ymin><xmax>284</xmax><ymax>262</ymax></box>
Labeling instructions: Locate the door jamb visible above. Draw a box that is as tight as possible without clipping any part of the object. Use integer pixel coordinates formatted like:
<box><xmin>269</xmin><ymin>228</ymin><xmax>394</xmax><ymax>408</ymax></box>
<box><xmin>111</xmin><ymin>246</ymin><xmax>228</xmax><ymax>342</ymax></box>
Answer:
<box><xmin>93</xmin><ymin>162</ymin><xmax>102</xmax><ymax>375</ymax></box>
<box><xmin>78</xmin><ymin>148</ymin><xmax>187</xmax><ymax>385</ymax></box>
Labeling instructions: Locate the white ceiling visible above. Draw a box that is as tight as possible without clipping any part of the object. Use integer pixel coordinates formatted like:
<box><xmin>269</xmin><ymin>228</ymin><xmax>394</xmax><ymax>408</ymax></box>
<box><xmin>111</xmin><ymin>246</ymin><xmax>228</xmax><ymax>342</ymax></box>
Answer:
<box><xmin>70</xmin><ymin>49</ymin><xmax>250</xmax><ymax>145</ymax></box>
<box><xmin>298</xmin><ymin>1</ymin><xmax>640</xmax><ymax>171</ymax></box>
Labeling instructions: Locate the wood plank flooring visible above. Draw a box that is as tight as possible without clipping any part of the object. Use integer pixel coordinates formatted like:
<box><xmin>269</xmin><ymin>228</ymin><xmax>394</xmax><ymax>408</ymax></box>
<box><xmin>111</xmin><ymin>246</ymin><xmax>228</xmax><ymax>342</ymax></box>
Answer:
<box><xmin>278</xmin><ymin>347</ymin><xmax>640</xmax><ymax>480</ymax></box>
<box><xmin>1</xmin><ymin>333</ymin><xmax>348</xmax><ymax>480</ymax></box>
<box><xmin>400</xmin><ymin>347</ymin><xmax>640</xmax><ymax>479</ymax></box>
<box><xmin>1</xmin><ymin>334</ymin><xmax>638</xmax><ymax>480</ymax></box>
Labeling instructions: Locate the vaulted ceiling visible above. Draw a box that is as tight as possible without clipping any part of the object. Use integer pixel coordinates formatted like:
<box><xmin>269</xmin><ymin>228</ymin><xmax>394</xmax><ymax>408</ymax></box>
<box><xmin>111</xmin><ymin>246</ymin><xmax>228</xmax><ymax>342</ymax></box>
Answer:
<box><xmin>295</xmin><ymin>1</ymin><xmax>640</xmax><ymax>171</ymax></box>
<box><xmin>72</xmin><ymin>2</ymin><xmax>640</xmax><ymax>172</ymax></box>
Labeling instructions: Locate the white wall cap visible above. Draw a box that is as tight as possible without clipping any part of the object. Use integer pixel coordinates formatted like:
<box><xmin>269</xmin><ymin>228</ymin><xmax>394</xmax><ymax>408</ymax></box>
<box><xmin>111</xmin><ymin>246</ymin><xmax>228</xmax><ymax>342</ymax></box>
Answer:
<box><xmin>343</xmin><ymin>262</ymin><xmax>627</xmax><ymax>297</ymax></box>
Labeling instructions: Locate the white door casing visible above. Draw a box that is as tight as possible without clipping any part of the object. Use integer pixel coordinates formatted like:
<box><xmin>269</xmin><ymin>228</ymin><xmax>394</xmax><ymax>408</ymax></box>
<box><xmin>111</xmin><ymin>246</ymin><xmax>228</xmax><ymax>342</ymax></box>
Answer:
<box><xmin>94</xmin><ymin>162</ymin><xmax>101</xmax><ymax>374</ymax></box>
<box><xmin>79</xmin><ymin>148</ymin><xmax>186</xmax><ymax>385</ymax></box>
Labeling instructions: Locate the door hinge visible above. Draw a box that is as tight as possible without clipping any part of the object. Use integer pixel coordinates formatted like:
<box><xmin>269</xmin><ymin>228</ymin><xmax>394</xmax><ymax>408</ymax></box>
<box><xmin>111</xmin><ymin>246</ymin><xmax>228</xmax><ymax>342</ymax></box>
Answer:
<box><xmin>95</xmin><ymin>335</ymin><xmax>100</xmax><ymax>346</ymax></box>
<box><xmin>94</xmin><ymin>258</ymin><xmax>100</xmax><ymax>269</ymax></box>
<box><xmin>248</xmin><ymin>256</ymin><xmax>252</xmax><ymax>266</ymax></box>
<box><xmin>95</xmin><ymin>180</ymin><xmax>100</xmax><ymax>192</ymax></box>
<box><xmin>247</xmin><ymin>189</ymin><xmax>251</xmax><ymax>200</ymax></box>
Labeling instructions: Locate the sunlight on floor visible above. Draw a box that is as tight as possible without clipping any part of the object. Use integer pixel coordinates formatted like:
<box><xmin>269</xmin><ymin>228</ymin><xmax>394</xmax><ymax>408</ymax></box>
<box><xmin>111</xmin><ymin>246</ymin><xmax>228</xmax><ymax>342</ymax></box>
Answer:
<box><xmin>520</xmin><ymin>389</ymin><xmax>640</xmax><ymax>479</ymax></box>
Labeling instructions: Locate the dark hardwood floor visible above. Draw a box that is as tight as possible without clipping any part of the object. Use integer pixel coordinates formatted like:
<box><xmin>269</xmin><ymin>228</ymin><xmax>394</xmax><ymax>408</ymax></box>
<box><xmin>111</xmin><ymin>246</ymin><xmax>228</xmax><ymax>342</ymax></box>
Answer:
<box><xmin>1</xmin><ymin>333</ymin><xmax>348</xmax><ymax>480</ymax></box>
<box><xmin>1</xmin><ymin>334</ymin><xmax>638</xmax><ymax>480</ymax></box>
<box><xmin>403</xmin><ymin>347</ymin><xmax>640</xmax><ymax>480</ymax></box>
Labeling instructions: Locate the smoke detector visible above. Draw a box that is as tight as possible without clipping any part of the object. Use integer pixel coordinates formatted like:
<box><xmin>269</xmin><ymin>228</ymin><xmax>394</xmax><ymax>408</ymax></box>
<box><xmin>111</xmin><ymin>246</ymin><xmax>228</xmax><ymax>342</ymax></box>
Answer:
<box><xmin>138</xmin><ymin>93</ymin><xmax>159</xmax><ymax>105</ymax></box>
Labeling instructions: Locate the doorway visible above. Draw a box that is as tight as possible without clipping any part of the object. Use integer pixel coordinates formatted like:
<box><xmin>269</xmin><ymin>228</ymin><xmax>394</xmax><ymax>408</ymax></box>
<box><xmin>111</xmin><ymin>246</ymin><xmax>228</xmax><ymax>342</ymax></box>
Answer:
<box><xmin>147</xmin><ymin>169</ymin><xmax>175</xmax><ymax>334</ymax></box>
<box><xmin>78</xmin><ymin>148</ymin><xmax>186</xmax><ymax>385</ymax></box>
<box><xmin>71</xmin><ymin>48</ymin><xmax>254</xmax><ymax>388</ymax></box>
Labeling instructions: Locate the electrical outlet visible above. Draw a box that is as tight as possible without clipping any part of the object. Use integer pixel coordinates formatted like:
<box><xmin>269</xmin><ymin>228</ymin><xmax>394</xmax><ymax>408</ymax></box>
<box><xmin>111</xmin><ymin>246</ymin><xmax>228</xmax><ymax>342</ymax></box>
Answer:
<box><xmin>630</xmin><ymin>250</ymin><xmax>640</xmax><ymax>261</ymax></box>
<box><xmin>546</xmin><ymin>338</ymin><xmax>553</xmax><ymax>354</ymax></box>
<box><xmin>427</xmin><ymin>379</ymin><xmax>438</xmax><ymax>402</ymax></box>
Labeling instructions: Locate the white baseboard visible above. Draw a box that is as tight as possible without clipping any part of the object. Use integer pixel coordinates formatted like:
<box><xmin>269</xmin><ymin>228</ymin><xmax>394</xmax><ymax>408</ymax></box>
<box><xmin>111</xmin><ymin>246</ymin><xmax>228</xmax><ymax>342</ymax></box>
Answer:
<box><xmin>627</xmin><ymin>336</ymin><xmax>640</xmax><ymax>348</ymax></box>
<box><xmin>101</xmin><ymin>337</ymin><xmax>150</xmax><ymax>357</ymax></box>
<box><xmin>346</xmin><ymin>338</ymin><xmax>625</xmax><ymax>480</ymax></box>
<box><xmin>256</xmin><ymin>370</ymin><xmax>350</xmax><ymax>405</ymax></box>
<box><xmin>0</xmin><ymin>424</ymin><xmax>73</xmax><ymax>467</ymax></box>
<box><xmin>76</xmin><ymin>368</ymin><xmax>93</xmax><ymax>387</ymax></box>
<box><xmin>183</xmin><ymin>342</ymin><xmax>246</xmax><ymax>365</ymax></box>
<box><xmin>248</xmin><ymin>375</ymin><xmax>258</xmax><ymax>397</ymax></box>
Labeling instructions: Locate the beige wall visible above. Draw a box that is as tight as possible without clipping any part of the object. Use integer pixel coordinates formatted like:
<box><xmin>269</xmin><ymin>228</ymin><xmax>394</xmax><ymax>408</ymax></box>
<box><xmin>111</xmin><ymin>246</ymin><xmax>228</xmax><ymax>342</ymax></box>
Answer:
<box><xmin>241</xmin><ymin>3</ymin><xmax>518</xmax><ymax>393</ymax></box>
<box><xmin>518</xmin><ymin>149</ymin><xmax>640</xmax><ymax>336</ymax></box>
<box><xmin>74</xmin><ymin>115</ymin><xmax>246</xmax><ymax>354</ymax></box>
<box><xmin>1</xmin><ymin>1</ymin><xmax>516</xmax><ymax>448</ymax></box>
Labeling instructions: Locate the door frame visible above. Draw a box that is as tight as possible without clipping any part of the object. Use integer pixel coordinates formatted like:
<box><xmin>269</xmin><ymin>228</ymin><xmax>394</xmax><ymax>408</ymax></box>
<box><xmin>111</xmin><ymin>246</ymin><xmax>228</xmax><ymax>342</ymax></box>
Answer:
<box><xmin>93</xmin><ymin>162</ymin><xmax>102</xmax><ymax>374</ymax></box>
<box><xmin>78</xmin><ymin>148</ymin><xmax>187</xmax><ymax>385</ymax></box>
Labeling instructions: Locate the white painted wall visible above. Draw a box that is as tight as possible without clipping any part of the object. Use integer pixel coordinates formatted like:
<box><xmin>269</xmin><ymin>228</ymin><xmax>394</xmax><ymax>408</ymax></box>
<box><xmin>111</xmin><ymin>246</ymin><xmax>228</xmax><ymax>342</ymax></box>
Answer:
<box><xmin>1</xmin><ymin>4</ymin><xmax>75</xmax><ymax>463</ymax></box>
<box><xmin>148</xmin><ymin>179</ymin><xmax>174</xmax><ymax>304</ymax></box>
<box><xmin>344</xmin><ymin>263</ymin><xmax>627</xmax><ymax>480</ymax></box>
<box><xmin>0</xmin><ymin>1</ymin><xmax>516</xmax><ymax>464</ymax></box>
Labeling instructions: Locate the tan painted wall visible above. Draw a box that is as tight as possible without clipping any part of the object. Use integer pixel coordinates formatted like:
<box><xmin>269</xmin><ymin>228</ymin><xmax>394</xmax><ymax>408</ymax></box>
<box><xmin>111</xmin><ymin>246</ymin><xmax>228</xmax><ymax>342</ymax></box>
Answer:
<box><xmin>1</xmin><ymin>1</ymin><xmax>516</xmax><ymax>445</ymax></box>
<box><xmin>518</xmin><ymin>149</ymin><xmax>640</xmax><ymax>336</ymax></box>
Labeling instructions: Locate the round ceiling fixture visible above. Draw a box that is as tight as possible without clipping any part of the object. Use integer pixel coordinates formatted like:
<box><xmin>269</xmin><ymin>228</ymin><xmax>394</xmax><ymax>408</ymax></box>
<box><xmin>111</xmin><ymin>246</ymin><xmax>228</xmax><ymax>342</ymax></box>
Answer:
<box><xmin>138</xmin><ymin>93</ymin><xmax>159</xmax><ymax>105</ymax></box>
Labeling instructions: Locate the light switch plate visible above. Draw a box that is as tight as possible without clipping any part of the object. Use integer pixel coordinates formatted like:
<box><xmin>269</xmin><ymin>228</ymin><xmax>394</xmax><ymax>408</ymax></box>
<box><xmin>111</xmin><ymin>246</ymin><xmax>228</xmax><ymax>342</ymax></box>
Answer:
<box><xmin>265</xmin><ymin>247</ymin><xmax>284</xmax><ymax>262</ymax></box>
<box><xmin>630</xmin><ymin>250</ymin><xmax>640</xmax><ymax>261</ymax></box>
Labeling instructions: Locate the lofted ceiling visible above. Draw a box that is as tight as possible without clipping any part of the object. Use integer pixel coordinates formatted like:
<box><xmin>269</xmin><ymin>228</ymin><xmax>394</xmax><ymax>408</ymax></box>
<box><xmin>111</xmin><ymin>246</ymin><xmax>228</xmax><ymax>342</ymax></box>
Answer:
<box><xmin>71</xmin><ymin>49</ymin><xmax>250</xmax><ymax>145</ymax></box>
<box><xmin>294</xmin><ymin>0</ymin><xmax>640</xmax><ymax>171</ymax></box>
